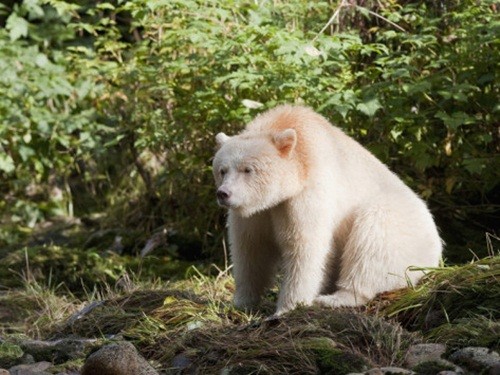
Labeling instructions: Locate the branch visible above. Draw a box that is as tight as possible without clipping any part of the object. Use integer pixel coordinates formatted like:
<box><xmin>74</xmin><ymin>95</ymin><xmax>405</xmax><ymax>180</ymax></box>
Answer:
<box><xmin>311</xmin><ymin>0</ymin><xmax>406</xmax><ymax>44</ymax></box>
<box><xmin>354</xmin><ymin>5</ymin><xmax>406</xmax><ymax>33</ymax></box>
<box><xmin>312</xmin><ymin>0</ymin><xmax>348</xmax><ymax>43</ymax></box>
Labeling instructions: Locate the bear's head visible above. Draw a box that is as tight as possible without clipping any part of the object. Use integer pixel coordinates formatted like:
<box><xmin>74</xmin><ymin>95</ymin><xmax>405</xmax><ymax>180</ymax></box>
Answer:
<box><xmin>212</xmin><ymin>128</ymin><xmax>304</xmax><ymax>217</ymax></box>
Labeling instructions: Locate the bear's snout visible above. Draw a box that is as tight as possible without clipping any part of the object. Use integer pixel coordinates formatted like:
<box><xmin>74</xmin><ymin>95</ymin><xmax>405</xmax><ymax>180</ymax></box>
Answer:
<box><xmin>217</xmin><ymin>187</ymin><xmax>231</xmax><ymax>205</ymax></box>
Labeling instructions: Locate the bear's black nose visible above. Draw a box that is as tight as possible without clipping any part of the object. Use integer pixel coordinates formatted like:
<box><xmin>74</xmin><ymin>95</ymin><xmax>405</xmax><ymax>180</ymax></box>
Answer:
<box><xmin>217</xmin><ymin>188</ymin><xmax>231</xmax><ymax>201</ymax></box>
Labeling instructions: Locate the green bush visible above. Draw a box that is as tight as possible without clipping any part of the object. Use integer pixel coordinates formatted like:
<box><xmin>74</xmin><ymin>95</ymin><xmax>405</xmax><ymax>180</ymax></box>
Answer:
<box><xmin>0</xmin><ymin>0</ymin><xmax>111</xmax><ymax>226</ymax></box>
<box><xmin>0</xmin><ymin>0</ymin><xmax>498</xmax><ymax>260</ymax></box>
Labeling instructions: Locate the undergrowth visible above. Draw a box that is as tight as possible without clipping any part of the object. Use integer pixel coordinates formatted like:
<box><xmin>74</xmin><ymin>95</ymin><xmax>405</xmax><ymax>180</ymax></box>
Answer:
<box><xmin>0</xmin><ymin>246</ymin><xmax>498</xmax><ymax>373</ymax></box>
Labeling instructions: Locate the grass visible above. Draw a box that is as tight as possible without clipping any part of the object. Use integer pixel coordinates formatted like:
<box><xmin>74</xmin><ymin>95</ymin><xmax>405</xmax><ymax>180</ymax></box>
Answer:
<box><xmin>381</xmin><ymin>256</ymin><xmax>499</xmax><ymax>327</ymax></box>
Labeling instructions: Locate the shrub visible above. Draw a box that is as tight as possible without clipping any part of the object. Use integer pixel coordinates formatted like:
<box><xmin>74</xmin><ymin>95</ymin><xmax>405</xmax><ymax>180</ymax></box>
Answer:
<box><xmin>1</xmin><ymin>0</ymin><xmax>497</xmax><ymax>260</ymax></box>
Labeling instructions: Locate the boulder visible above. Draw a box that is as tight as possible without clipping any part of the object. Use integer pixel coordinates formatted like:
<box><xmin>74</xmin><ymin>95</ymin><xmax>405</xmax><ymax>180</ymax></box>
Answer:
<box><xmin>448</xmin><ymin>347</ymin><xmax>500</xmax><ymax>374</ymax></box>
<box><xmin>80</xmin><ymin>341</ymin><xmax>158</xmax><ymax>375</ymax></box>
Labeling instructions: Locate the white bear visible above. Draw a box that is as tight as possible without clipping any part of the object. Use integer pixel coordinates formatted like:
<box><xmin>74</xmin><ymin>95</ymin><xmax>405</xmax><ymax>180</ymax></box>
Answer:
<box><xmin>213</xmin><ymin>105</ymin><xmax>442</xmax><ymax>315</ymax></box>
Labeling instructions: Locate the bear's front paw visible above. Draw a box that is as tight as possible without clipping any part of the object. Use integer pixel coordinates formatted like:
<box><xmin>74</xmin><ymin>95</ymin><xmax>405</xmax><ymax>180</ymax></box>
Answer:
<box><xmin>314</xmin><ymin>295</ymin><xmax>340</xmax><ymax>308</ymax></box>
<box><xmin>234</xmin><ymin>294</ymin><xmax>260</xmax><ymax>311</ymax></box>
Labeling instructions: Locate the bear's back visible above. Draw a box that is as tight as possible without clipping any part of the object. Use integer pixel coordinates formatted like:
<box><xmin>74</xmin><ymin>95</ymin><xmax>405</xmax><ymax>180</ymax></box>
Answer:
<box><xmin>244</xmin><ymin>105</ymin><xmax>411</xmax><ymax>198</ymax></box>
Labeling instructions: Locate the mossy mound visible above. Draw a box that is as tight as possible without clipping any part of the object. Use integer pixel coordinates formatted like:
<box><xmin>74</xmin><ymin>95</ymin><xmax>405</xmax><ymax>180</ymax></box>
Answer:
<box><xmin>150</xmin><ymin>307</ymin><xmax>420</xmax><ymax>374</ymax></box>
<box><xmin>28</xmin><ymin>277</ymin><xmax>419</xmax><ymax>374</ymax></box>
<box><xmin>380</xmin><ymin>255</ymin><xmax>500</xmax><ymax>351</ymax></box>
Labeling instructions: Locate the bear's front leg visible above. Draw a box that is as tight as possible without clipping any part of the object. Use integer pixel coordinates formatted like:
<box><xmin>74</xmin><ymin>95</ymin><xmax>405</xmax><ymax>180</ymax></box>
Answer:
<box><xmin>228</xmin><ymin>210</ymin><xmax>281</xmax><ymax>311</ymax></box>
<box><xmin>273</xmin><ymin>206</ymin><xmax>333</xmax><ymax>315</ymax></box>
<box><xmin>275</xmin><ymin>241</ymin><xmax>330</xmax><ymax>315</ymax></box>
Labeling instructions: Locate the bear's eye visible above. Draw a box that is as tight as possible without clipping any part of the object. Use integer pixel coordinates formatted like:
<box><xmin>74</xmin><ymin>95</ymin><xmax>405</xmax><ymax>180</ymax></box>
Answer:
<box><xmin>243</xmin><ymin>167</ymin><xmax>252</xmax><ymax>174</ymax></box>
<box><xmin>220</xmin><ymin>168</ymin><xmax>227</xmax><ymax>176</ymax></box>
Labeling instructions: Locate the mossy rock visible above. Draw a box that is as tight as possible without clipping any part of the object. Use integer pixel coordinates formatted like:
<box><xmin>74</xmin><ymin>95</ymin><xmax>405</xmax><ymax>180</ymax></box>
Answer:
<box><xmin>412</xmin><ymin>359</ymin><xmax>455</xmax><ymax>375</ymax></box>
<box><xmin>0</xmin><ymin>342</ymin><xmax>24</xmax><ymax>368</ymax></box>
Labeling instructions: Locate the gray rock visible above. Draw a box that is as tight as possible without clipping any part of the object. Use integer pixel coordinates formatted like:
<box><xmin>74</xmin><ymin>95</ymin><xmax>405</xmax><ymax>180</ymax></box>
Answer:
<box><xmin>19</xmin><ymin>338</ymin><xmax>100</xmax><ymax>364</ymax></box>
<box><xmin>448</xmin><ymin>347</ymin><xmax>500</xmax><ymax>374</ymax></box>
<box><xmin>171</xmin><ymin>353</ymin><xmax>191</xmax><ymax>369</ymax></box>
<box><xmin>366</xmin><ymin>367</ymin><xmax>415</xmax><ymax>375</ymax></box>
<box><xmin>9</xmin><ymin>361</ymin><xmax>52</xmax><ymax>375</ymax></box>
<box><xmin>405</xmin><ymin>343</ymin><xmax>446</xmax><ymax>368</ymax></box>
<box><xmin>18</xmin><ymin>355</ymin><xmax>34</xmax><ymax>365</ymax></box>
<box><xmin>80</xmin><ymin>341</ymin><xmax>158</xmax><ymax>375</ymax></box>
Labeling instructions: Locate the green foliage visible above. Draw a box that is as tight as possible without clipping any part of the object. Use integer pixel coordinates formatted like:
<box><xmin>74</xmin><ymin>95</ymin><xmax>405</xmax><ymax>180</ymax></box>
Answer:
<box><xmin>0</xmin><ymin>0</ymin><xmax>111</xmax><ymax>226</ymax></box>
<box><xmin>0</xmin><ymin>0</ymin><xmax>498</xmax><ymax>258</ymax></box>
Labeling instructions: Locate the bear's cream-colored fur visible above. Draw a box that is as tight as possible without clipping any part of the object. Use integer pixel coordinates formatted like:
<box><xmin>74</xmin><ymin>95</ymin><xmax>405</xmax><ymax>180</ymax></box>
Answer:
<box><xmin>213</xmin><ymin>105</ymin><xmax>442</xmax><ymax>315</ymax></box>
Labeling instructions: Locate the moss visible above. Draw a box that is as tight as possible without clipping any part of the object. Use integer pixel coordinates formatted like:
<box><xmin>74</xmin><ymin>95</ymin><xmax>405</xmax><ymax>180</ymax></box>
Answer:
<box><xmin>300</xmin><ymin>337</ymin><xmax>368</xmax><ymax>374</ymax></box>
<box><xmin>0</xmin><ymin>342</ymin><xmax>24</xmax><ymax>368</ymax></box>
<box><xmin>49</xmin><ymin>358</ymin><xmax>85</xmax><ymax>374</ymax></box>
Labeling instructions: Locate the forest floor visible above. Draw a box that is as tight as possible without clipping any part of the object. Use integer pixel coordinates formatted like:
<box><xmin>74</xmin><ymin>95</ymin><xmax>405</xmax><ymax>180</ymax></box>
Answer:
<box><xmin>0</xmin><ymin>219</ymin><xmax>498</xmax><ymax>374</ymax></box>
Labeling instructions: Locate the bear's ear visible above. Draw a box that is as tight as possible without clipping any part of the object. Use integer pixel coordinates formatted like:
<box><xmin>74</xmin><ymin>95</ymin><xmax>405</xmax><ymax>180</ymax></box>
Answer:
<box><xmin>273</xmin><ymin>128</ymin><xmax>297</xmax><ymax>157</ymax></box>
<box><xmin>215</xmin><ymin>132</ymin><xmax>231</xmax><ymax>148</ymax></box>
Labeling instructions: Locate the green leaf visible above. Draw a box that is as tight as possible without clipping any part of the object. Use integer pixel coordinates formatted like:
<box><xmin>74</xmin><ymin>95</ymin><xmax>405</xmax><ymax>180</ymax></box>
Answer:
<box><xmin>463</xmin><ymin>158</ymin><xmax>486</xmax><ymax>174</ymax></box>
<box><xmin>35</xmin><ymin>53</ymin><xmax>50</xmax><ymax>68</ymax></box>
<box><xmin>435</xmin><ymin>111</ymin><xmax>475</xmax><ymax>129</ymax></box>
<box><xmin>0</xmin><ymin>153</ymin><xmax>15</xmax><ymax>173</ymax></box>
<box><xmin>6</xmin><ymin>13</ymin><xmax>29</xmax><ymax>41</ymax></box>
<box><xmin>18</xmin><ymin>145</ymin><xmax>35</xmax><ymax>161</ymax></box>
<box><xmin>96</xmin><ymin>3</ymin><xmax>115</xmax><ymax>10</ymax></box>
<box><xmin>24</xmin><ymin>0</ymin><xmax>44</xmax><ymax>19</ymax></box>
<box><xmin>356</xmin><ymin>98</ymin><xmax>382</xmax><ymax>117</ymax></box>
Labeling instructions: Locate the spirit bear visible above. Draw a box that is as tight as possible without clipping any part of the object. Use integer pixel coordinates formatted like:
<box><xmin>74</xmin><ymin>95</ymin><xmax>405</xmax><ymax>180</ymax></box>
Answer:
<box><xmin>213</xmin><ymin>105</ymin><xmax>442</xmax><ymax>315</ymax></box>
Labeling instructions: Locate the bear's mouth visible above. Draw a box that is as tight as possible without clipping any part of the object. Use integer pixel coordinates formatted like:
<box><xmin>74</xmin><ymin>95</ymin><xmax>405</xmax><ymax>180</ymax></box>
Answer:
<box><xmin>217</xmin><ymin>199</ymin><xmax>230</xmax><ymax>208</ymax></box>
<box><xmin>216</xmin><ymin>196</ymin><xmax>234</xmax><ymax>208</ymax></box>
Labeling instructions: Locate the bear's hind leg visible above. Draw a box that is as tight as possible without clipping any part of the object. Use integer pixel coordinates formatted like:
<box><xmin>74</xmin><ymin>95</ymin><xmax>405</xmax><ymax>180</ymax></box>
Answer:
<box><xmin>315</xmin><ymin>204</ymin><xmax>411</xmax><ymax>308</ymax></box>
